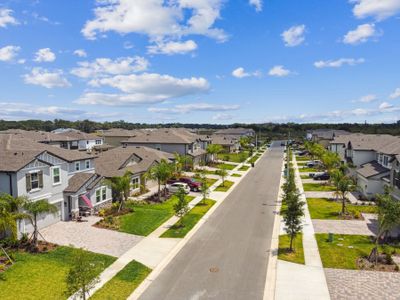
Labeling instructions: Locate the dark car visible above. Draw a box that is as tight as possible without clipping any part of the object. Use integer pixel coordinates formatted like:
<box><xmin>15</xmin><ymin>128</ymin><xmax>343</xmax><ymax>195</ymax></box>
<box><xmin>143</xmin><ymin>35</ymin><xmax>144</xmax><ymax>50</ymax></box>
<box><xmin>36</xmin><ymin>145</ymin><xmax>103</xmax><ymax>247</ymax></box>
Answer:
<box><xmin>313</xmin><ymin>172</ymin><xmax>330</xmax><ymax>180</ymax></box>
<box><xmin>167</xmin><ymin>177</ymin><xmax>202</xmax><ymax>192</ymax></box>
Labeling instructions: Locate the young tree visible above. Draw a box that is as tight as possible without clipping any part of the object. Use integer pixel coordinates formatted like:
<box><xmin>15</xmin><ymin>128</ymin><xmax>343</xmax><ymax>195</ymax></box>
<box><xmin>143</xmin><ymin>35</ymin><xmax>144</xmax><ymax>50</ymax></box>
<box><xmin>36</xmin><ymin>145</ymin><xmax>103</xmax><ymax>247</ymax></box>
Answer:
<box><xmin>216</xmin><ymin>166</ymin><xmax>228</xmax><ymax>187</ymax></box>
<box><xmin>173</xmin><ymin>187</ymin><xmax>189</xmax><ymax>227</ymax></box>
<box><xmin>283</xmin><ymin>189</ymin><xmax>305</xmax><ymax>251</ymax></box>
<box><xmin>106</xmin><ymin>171</ymin><xmax>132</xmax><ymax>212</ymax></box>
<box><xmin>65</xmin><ymin>248</ymin><xmax>103</xmax><ymax>300</ymax></box>
<box><xmin>173</xmin><ymin>153</ymin><xmax>193</xmax><ymax>175</ymax></box>
<box><xmin>199</xmin><ymin>174</ymin><xmax>210</xmax><ymax>204</ymax></box>
<box><xmin>321</xmin><ymin>152</ymin><xmax>341</xmax><ymax>173</ymax></box>
<box><xmin>24</xmin><ymin>199</ymin><xmax>58</xmax><ymax>248</ymax></box>
<box><xmin>335</xmin><ymin>175</ymin><xmax>354</xmax><ymax>215</ymax></box>
<box><xmin>239</xmin><ymin>152</ymin><xmax>247</xmax><ymax>163</ymax></box>
<box><xmin>368</xmin><ymin>192</ymin><xmax>400</xmax><ymax>264</ymax></box>
<box><xmin>146</xmin><ymin>159</ymin><xmax>173</xmax><ymax>201</ymax></box>
<box><xmin>206</xmin><ymin>144</ymin><xmax>223</xmax><ymax>163</ymax></box>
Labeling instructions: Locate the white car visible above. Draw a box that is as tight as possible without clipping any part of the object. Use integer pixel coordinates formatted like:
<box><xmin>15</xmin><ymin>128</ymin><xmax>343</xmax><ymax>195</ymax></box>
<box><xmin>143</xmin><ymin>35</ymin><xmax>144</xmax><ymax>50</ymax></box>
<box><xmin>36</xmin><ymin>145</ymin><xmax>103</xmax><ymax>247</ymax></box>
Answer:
<box><xmin>167</xmin><ymin>182</ymin><xmax>190</xmax><ymax>194</ymax></box>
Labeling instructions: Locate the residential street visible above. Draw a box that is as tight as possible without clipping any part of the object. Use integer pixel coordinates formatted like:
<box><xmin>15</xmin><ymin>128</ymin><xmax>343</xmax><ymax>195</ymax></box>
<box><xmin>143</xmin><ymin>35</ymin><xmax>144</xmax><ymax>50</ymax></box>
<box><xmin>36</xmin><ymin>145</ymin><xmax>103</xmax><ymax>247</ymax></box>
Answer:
<box><xmin>139</xmin><ymin>142</ymin><xmax>284</xmax><ymax>300</ymax></box>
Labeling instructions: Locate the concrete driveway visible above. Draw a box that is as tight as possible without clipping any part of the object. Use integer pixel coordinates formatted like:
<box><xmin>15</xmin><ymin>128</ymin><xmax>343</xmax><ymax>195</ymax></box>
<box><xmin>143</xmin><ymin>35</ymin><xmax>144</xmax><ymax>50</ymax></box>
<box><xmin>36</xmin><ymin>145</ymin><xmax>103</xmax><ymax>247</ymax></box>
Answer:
<box><xmin>40</xmin><ymin>216</ymin><xmax>143</xmax><ymax>257</ymax></box>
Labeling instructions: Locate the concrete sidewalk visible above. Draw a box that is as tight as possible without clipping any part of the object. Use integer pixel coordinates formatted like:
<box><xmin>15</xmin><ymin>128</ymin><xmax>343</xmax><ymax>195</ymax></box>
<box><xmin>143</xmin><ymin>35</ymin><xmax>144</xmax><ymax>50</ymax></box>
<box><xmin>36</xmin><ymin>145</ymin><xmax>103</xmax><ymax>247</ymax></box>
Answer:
<box><xmin>274</xmin><ymin>154</ymin><xmax>330</xmax><ymax>300</ymax></box>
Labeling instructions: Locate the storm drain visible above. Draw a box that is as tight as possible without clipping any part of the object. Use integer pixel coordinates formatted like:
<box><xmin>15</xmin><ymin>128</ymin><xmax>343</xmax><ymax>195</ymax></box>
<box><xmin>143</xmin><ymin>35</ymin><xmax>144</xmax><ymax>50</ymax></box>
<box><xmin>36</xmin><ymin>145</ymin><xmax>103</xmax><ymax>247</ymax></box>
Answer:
<box><xmin>209</xmin><ymin>267</ymin><xmax>219</xmax><ymax>273</ymax></box>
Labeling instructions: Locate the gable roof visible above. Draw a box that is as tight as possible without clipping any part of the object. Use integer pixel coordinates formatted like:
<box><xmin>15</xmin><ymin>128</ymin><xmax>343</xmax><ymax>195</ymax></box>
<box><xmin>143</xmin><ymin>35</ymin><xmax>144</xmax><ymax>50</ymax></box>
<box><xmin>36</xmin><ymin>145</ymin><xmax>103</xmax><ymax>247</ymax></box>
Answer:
<box><xmin>214</xmin><ymin>127</ymin><xmax>255</xmax><ymax>135</ymax></box>
<box><xmin>210</xmin><ymin>134</ymin><xmax>239</xmax><ymax>146</ymax></box>
<box><xmin>122</xmin><ymin>128</ymin><xmax>201</xmax><ymax>144</ymax></box>
<box><xmin>356</xmin><ymin>161</ymin><xmax>390</xmax><ymax>178</ymax></box>
<box><xmin>64</xmin><ymin>173</ymin><xmax>97</xmax><ymax>193</ymax></box>
<box><xmin>0</xmin><ymin>134</ymin><xmax>95</xmax><ymax>172</ymax></box>
<box><xmin>95</xmin><ymin>146</ymin><xmax>174</xmax><ymax>177</ymax></box>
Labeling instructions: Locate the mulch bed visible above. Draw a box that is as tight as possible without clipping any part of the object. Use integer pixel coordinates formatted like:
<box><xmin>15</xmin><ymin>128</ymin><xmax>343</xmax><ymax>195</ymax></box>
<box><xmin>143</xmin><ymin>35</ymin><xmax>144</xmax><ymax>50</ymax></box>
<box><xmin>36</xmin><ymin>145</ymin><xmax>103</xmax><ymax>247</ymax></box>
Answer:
<box><xmin>357</xmin><ymin>256</ymin><xmax>400</xmax><ymax>272</ymax></box>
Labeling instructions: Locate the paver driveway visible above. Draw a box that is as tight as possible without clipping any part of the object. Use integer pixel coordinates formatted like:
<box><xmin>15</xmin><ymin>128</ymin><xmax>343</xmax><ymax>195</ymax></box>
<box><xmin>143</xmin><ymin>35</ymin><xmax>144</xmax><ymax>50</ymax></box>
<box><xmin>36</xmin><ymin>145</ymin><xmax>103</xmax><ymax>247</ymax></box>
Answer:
<box><xmin>40</xmin><ymin>216</ymin><xmax>143</xmax><ymax>257</ymax></box>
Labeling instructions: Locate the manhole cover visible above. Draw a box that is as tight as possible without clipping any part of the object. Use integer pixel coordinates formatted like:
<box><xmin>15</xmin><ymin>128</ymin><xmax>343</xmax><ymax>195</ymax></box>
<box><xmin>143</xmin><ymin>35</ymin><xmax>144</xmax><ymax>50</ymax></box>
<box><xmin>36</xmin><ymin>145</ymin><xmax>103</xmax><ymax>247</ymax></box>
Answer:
<box><xmin>209</xmin><ymin>267</ymin><xmax>219</xmax><ymax>273</ymax></box>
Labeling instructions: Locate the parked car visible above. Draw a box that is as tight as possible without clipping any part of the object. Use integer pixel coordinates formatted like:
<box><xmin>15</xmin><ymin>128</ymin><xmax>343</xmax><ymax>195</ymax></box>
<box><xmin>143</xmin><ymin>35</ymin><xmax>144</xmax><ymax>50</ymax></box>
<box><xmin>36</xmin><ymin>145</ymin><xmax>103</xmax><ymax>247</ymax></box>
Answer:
<box><xmin>167</xmin><ymin>177</ymin><xmax>202</xmax><ymax>192</ymax></box>
<box><xmin>313</xmin><ymin>172</ymin><xmax>330</xmax><ymax>180</ymax></box>
<box><xmin>305</xmin><ymin>160</ymin><xmax>322</xmax><ymax>168</ymax></box>
<box><xmin>166</xmin><ymin>182</ymin><xmax>190</xmax><ymax>194</ymax></box>
<box><xmin>309</xmin><ymin>171</ymin><xmax>325</xmax><ymax>178</ymax></box>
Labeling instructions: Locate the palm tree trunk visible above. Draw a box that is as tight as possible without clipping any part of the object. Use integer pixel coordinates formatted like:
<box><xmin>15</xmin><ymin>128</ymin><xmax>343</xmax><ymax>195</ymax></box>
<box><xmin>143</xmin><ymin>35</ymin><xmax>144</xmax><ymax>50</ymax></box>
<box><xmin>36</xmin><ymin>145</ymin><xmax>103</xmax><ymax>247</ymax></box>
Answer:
<box><xmin>289</xmin><ymin>234</ymin><xmax>294</xmax><ymax>252</ymax></box>
<box><xmin>341</xmin><ymin>196</ymin><xmax>345</xmax><ymax>214</ymax></box>
<box><xmin>158</xmin><ymin>180</ymin><xmax>161</xmax><ymax>202</ymax></box>
<box><xmin>33</xmin><ymin>214</ymin><xmax>38</xmax><ymax>247</ymax></box>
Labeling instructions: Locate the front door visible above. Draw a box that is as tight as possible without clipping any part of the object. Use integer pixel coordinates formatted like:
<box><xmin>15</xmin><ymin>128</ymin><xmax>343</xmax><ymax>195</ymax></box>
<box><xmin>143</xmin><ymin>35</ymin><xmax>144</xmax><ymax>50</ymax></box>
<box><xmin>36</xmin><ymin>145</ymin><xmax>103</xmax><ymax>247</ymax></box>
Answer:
<box><xmin>67</xmin><ymin>196</ymin><xmax>72</xmax><ymax>219</ymax></box>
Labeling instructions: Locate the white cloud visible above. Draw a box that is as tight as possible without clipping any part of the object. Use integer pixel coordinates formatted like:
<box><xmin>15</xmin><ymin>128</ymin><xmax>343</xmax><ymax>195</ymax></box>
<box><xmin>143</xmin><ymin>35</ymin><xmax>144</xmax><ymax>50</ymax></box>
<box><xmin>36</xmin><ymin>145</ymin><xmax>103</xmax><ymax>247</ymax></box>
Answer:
<box><xmin>249</xmin><ymin>0</ymin><xmax>263</xmax><ymax>12</ymax></box>
<box><xmin>389</xmin><ymin>88</ymin><xmax>400</xmax><ymax>99</ymax></box>
<box><xmin>71</xmin><ymin>56</ymin><xmax>149</xmax><ymax>78</ymax></box>
<box><xmin>34</xmin><ymin>48</ymin><xmax>56</xmax><ymax>62</ymax></box>
<box><xmin>73</xmin><ymin>49</ymin><xmax>87</xmax><ymax>57</ymax></box>
<box><xmin>379</xmin><ymin>101</ymin><xmax>394</xmax><ymax>110</ymax></box>
<box><xmin>23</xmin><ymin>68</ymin><xmax>71</xmax><ymax>88</ymax></box>
<box><xmin>123</xmin><ymin>41</ymin><xmax>134</xmax><ymax>49</ymax></box>
<box><xmin>76</xmin><ymin>73</ymin><xmax>210</xmax><ymax>106</ymax></box>
<box><xmin>352</xmin><ymin>0</ymin><xmax>400</xmax><ymax>21</ymax></box>
<box><xmin>0</xmin><ymin>102</ymin><xmax>95</xmax><ymax>120</ymax></box>
<box><xmin>212</xmin><ymin>113</ymin><xmax>235</xmax><ymax>121</ymax></box>
<box><xmin>343</xmin><ymin>23</ymin><xmax>377</xmax><ymax>45</ymax></box>
<box><xmin>268</xmin><ymin>65</ymin><xmax>291</xmax><ymax>77</ymax></box>
<box><xmin>352</xmin><ymin>94</ymin><xmax>378</xmax><ymax>103</ymax></box>
<box><xmin>0</xmin><ymin>9</ymin><xmax>19</xmax><ymax>28</ymax></box>
<box><xmin>232</xmin><ymin>67</ymin><xmax>261</xmax><ymax>78</ymax></box>
<box><xmin>89</xmin><ymin>72</ymin><xmax>209</xmax><ymax>94</ymax></box>
<box><xmin>281</xmin><ymin>25</ymin><xmax>306</xmax><ymax>47</ymax></box>
<box><xmin>0</xmin><ymin>45</ymin><xmax>20</xmax><ymax>62</ymax></box>
<box><xmin>148</xmin><ymin>40</ymin><xmax>197</xmax><ymax>55</ymax></box>
<box><xmin>314</xmin><ymin>58</ymin><xmax>365</xmax><ymax>68</ymax></box>
<box><xmin>148</xmin><ymin>103</ymin><xmax>240</xmax><ymax>114</ymax></box>
<box><xmin>82</xmin><ymin>0</ymin><xmax>227</xmax><ymax>44</ymax></box>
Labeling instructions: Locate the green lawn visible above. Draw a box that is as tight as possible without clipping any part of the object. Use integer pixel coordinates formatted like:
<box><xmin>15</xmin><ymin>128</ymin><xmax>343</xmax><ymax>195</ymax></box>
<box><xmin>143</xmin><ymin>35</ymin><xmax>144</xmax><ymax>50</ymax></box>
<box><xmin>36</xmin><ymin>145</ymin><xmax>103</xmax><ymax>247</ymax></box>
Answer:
<box><xmin>248</xmin><ymin>155</ymin><xmax>261</xmax><ymax>164</ymax></box>
<box><xmin>0</xmin><ymin>247</ymin><xmax>115</xmax><ymax>300</ymax></box>
<box><xmin>217</xmin><ymin>151</ymin><xmax>249</xmax><ymax>163</ymax></box>
<box><xmin>161</xmin><ymin>199</ymin><xmax>216</xmax><ymax>238</ymax></box>
<box><xmin>215</xmin><ymin>163</ymin><xmax>237</xmax><ymax>170</ymax></box>
<box><xmin>195</xmin><ymin>169</ymin><xmax>218</xmax><ymax>175</ymax></box>
<box><xmin>214</xmin><ymin>180</ymin><xmax>235</xmax><ymax>192</ymax></box>
<box><xmin>238</xmin><ymin>165</ymin><xmax>250</xmax><ymax>171</ymax></box>
<box><xmin>296</xmin><ymin>156</ymin><xmax>311</xmax><ymax>161</ymax></box>
<box><xmin>316</xmin><ymin>234</ymin><xmax>400</xmax><ymax>269</ymax></box>
<box><xmin>307</xmin><ymin>198</ymin><xmax>378</xmax><ymax>220</ymax></box>
<box><xmin>299</xmin><ymin>167</ymin><xmax>319</xmax><ymax>173</ymax></box>
<box><xmin>278</xmin><ymin>234</ymin><xmax>305</xmax><ymax>264</ymax></box>
<box><xmin>231</xmin><ymin>173</ymin><xmax>242</xmax><ymax>177</ymax></box>
<box><xmin>120</xmin><ymin>195</ymin><xmax>195</xmax><ymax>236</ymax></box>
<box><xmin>300</xmin><ymin>175</ymin><xmax>310</xmax><ymax>179</ymax></box>
<box><xmin>302</xmin><ymin>183</ymin><xmax>336</xmax><ymax>192</ymax></box>
<box><xmin>91</xmin><ymin>260</ymin><xmax>151</xmax><ymax>300</ymax></box>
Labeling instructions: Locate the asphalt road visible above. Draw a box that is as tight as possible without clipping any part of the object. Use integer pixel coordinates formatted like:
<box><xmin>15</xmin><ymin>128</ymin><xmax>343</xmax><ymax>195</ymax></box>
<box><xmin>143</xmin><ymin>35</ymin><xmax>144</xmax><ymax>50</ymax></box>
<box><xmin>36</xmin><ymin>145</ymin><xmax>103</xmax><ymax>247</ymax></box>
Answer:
<box><xmin>139</xmin><ymin>142</ymin><xmax>285</xmax><ymax>300</ymax></box>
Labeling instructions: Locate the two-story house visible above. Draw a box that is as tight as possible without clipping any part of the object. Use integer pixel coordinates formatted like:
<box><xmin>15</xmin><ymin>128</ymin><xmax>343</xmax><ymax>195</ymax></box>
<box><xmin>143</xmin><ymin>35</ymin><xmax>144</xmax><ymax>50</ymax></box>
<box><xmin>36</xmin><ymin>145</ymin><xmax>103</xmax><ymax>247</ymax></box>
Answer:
<box><xmin>210</xmin><ymin>135</ymin><xmax>240</xmax><ymax>153</ymax></box>
<box><xmin>0</xmin><ymin>134</ymin><xmax>111</xmax><ymax>235</ymax></box>
<box><xmin>214</xmin><ymin>127</ymin><xmax>255</xmax><ymax>137</ymax></box>
<box><xmin>121</xmin><ymin>128</ymin><xmax>211</xmax><ymax>165</ymax></box>
<box><xmin>95</xmin><ymin>146</ymin><xmax>174</xmax><ymax>195</ymax></box>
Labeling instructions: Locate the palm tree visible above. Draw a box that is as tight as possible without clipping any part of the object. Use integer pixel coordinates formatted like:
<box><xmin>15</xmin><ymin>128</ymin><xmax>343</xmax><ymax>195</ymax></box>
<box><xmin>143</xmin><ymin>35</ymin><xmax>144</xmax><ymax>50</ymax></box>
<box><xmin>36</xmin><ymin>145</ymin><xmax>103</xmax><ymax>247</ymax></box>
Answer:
<box><xmin>333</xmin><ymin>174</ymin><xmax>354</xmax><ymax>215</ymax></box>
<box><xmin>321</xmin><ymin>152</ymin><xmax>341</xmax><ymax>173</ymax></box>
<box><xmin>206</xmin><ymin>144</ymin><xmax>223</xmax><ymax>163</ymax></box>
<box><xmin>146</xmin><ymin>159</ymin><xmax>174</xmax><ymax>202</ymax></box>
<box><xmin>173</xmin><ymin>153</ymin><xmax>193</xmax><ymax>175</ymax></box>
<box><xmin>106</xmin><ymin>171</ymin><xmax>132</xmax><ymax>212</ymax></box>
<box><xmin>216</xmin><ymin>166</ymin><xmax>228</xmax><ymax>187</ymax></box>
<box><xmin>24</xmin><ymin>199</ymin><xmax>58</xmax><ymax>248</ymax></box>
<box><xmin>368</xmin><ymin>191</ymin><xmax>400</xmax><ymax>264</ymax></box>
<box><xmin>0</xmin><ymin>194</ymin><xmax>28</xmax><ymax>241</ymax></box>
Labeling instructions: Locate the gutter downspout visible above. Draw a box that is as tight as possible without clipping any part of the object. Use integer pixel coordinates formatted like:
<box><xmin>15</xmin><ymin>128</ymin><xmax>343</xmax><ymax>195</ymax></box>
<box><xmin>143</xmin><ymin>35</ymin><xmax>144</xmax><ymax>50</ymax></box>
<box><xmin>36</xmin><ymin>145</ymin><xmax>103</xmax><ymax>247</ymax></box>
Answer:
<box><xmin>7</xmin><ymin>172</ymin><xmax>13</xmax><ymax>196</ymax></box>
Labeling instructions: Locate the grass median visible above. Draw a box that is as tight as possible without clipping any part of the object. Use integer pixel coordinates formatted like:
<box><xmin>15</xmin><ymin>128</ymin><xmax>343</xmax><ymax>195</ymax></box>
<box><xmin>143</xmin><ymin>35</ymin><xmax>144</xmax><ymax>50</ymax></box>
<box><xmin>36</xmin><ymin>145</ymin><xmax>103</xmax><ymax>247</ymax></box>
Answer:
<box><xmin>161</xmin><ymin>199</ymin><xmax>216</xmax><ymax>238</ymax></box>
<box><xmin>278</xmin><ymin>234</ymin><xmax>305</xmax><ymax>264</ymax></box>
<box><xmin>214</xmin><ymin>180</ymin><xmax>235</xmax><ymax>192</ymax></box>
<box><xmin>302</xmin><ymin>183</ymin><xmax>336</xmax><ymax>192</ymax></box>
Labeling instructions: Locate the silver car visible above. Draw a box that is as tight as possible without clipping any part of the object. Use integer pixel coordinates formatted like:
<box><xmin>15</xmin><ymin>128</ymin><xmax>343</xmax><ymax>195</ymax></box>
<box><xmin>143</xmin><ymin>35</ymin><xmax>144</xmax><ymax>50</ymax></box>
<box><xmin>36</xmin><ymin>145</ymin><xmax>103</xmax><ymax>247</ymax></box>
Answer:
<box><xmin>167</xmin><ymin>182</ymin><xmax>190</xmax><ymax>194</ymax></box>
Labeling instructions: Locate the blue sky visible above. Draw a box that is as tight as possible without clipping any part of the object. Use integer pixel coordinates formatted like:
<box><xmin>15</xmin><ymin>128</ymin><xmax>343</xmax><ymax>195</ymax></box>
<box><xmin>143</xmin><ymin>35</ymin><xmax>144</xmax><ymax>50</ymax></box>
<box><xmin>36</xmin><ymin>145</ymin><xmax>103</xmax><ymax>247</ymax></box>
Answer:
<box><xmin>0</xmin><ymin>0</ymin><xmax>400</xmax><ymax>124</ymax></box>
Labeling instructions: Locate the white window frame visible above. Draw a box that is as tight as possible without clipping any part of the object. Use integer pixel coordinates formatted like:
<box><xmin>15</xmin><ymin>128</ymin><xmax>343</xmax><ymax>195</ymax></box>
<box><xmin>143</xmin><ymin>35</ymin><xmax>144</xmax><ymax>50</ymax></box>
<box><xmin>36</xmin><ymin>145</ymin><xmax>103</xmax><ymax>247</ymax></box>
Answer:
<box><xmin>132</xmin><ymin>177</ymin><xmax>140</xmax><ymax>190</ymax></box>
<box><xmin>30</xmin><ymin>171</ymin><xmax>40</xmax><ymax>191</ymax></box>
<box><xmin>96</xmin><ymin>186</ymin><xmax>108</xmax><ymax>203</ymax></box>
<box><xmin>75</xmin><ymin>162</ymin><xmax>80</xmax><ymax>171</ymax></box>
<box><xmin>95</xmin><ymin>139</ymin><xmax>102</xmax><ymax>145</ymax></box>
<box><xmin>51</xmin><ymin>166</ymin><xmax>61</xmax><ymax>185</ymax></box>
<box><xmin>85</xmin><ymin>160</ymin><xmax>90</xmax><ymax>169</ymax></box>
<box><xmin>95</xmin><ymin>189</ymin><xmax>101</xmax><ymax>203</ymax></box>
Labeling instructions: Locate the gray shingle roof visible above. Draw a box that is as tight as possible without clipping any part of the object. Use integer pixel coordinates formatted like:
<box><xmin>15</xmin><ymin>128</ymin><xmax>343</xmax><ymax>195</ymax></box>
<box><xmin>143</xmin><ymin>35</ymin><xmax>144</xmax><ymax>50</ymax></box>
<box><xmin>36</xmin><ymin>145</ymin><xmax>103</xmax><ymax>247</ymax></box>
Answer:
<box><xmin>210</xmin><ymin>134</ymin><xmax>239</xmax><ymax>146</ymax></box>
<box><xmin>122</xmin><ymin>128</ymin><xmax>201</xmax><ymax>144</ymax></box>
<box><xmin>356</xmin><ymin>161</ymin><xmax>390</xmax><ymax>178</ymax></box>
<box><xmin>64</xmin><ymin>173</ymin><xmax>96</xmax><ymax>193</ymax></box>
<box><xmin>95</xmin><ymin>146</ymin><xmax>174</xmax><ymax>178</ymax></box>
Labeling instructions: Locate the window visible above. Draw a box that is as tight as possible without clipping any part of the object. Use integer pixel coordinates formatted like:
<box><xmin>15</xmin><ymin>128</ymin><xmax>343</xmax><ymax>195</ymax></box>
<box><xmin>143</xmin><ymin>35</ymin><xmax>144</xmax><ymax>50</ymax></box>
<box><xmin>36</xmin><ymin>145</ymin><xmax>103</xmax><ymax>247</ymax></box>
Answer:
<box><xmin>132</xmin><ymin>177</ymin><xmax>140</xmax><ymax>190</ymax></box>
<box><xmin>85</xmin><ymin>160</ymin><xmax>90</xmax><ymax>169</ymax></box>
<box><xmin>75</xmin><ymin>162</ymin><xmax>80</xmax><ymax>171</ymax></box>
<box><xmin>383</xmin><ymin>156</ymin><xmax>389</xmax><ymax>166</ymax></box>
<box><xmin>102</xmin><ymin>187</ymin><xmax>107</xmax><ymax>200</ymax></box>
<box><xmin>96</xmin><ymin>189</ymin><xmax>101</xmax><ymax>203</ymax></box>
<box><xmin>52</xmin><ymin>167</ymin><xmax>61</xmax><ymax>185</ymax></box>
<box><xmin>95</xmin><ymin>139</ymin><xmax>102</xmax><ymax>145</ymax></box>
<box><xmin>26</xmin><ymin>171</ymin><xmax>43</xmax><ymax>192</ymax></box>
